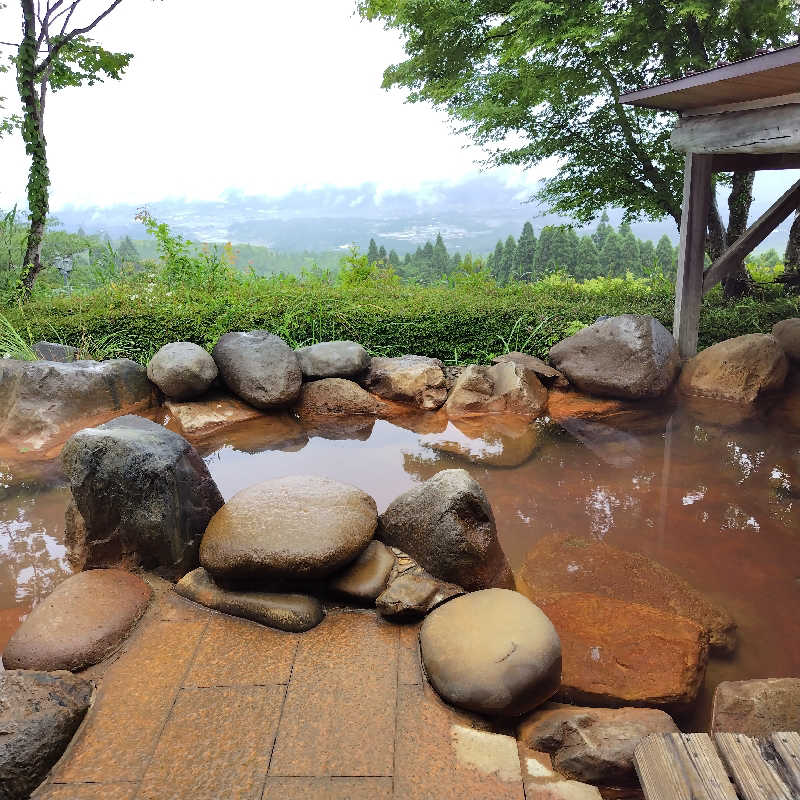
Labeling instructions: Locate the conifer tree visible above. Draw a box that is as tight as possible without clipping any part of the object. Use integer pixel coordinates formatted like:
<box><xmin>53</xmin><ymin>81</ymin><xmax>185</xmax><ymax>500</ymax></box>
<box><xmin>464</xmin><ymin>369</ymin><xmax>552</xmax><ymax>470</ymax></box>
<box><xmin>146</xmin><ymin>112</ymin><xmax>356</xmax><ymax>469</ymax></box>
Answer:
<box><xmin>492</xmin><ymin>240</ymin><xmax>504</xmax><ymax>280</ymax></box>
<box><xmin>500</xmin><ymin>235</ymin><xmax>516</xmax><ymax>283</ymax></box>
<box><xmin>388</xmin><ymin>249</ymin><xmax>400</xmax><ymax>267</ymax></box>
<box><xmin>599</xmin><ymin>231</ymin><xmax>624</xmax><ymax>277</ymax></box>
<box><xmin>516</xmin><ymin>221</ymin><xmax>537</xmax><ymax>282</ymax></box>
<box><xmin>367</xmin><ymin>238</ymin><xmax>379</xmax><ymax>264</ymax></box>
<box><xmin>117</xmin><ymin>235</ymin><xmax>139</xmax><ymax>263</ymax></box>
<box><xmin>639</xmin><ymin>240</ymin><xmax>656</xmax><ymax>272</ymax></box>
<box><xmin>618</xmin><ymin>222</ymin><xmax>640</xmax><ymax>273</ymax></box>
<box><xmin>378</xmin><ymin>244</ymin><xmax>387</xmax><ymax>263</ymax></box>
<box><xmin>591</xmin><ymin>212</ymin><xmax>612</xmax><ymax>250</ymax></box>
<box><xmin>432</xmin><ymin>233</ymin><xmax>450</xmax><ymax>275</ymax></box>
<box><xmin>655</xmin><ymin>235</ymin><xmax>676</xmax><ymax>277</ymax></box>
<box><xmin>575</xmin><ymin>236</ymin><xmax>600</xmax><ymax>280</ymax></box>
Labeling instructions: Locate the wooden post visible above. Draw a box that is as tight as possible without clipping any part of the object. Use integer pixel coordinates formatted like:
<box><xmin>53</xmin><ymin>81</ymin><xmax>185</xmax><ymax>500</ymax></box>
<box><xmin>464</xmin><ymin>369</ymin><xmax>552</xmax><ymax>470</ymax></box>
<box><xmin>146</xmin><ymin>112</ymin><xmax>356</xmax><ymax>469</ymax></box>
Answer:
<box><xmin>673</xmin><ymin>153</ymin><xmax>713</xmax><ymax>359</ymax></box>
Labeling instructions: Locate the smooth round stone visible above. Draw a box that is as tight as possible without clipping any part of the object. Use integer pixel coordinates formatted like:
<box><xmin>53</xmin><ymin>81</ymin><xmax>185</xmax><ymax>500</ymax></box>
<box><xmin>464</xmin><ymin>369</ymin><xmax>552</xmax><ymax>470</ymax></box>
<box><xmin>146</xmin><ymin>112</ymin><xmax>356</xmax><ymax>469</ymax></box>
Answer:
<box><xmin>200</xmin><ymin>475</ymin><xmax>378</xmax><ymax>581</ymax></box>
<box><xmin>329</xmin><ymin>540</ymin><xmax>396</xmax><ymax>604</ymax></box>
<box><xmin>2</xmin><ymin>569</ymin><xmax>152</xmax><ymax>672</ymax></box>
<box><xmin>296</xmin><ymin>340</ymin><xmax>371</xmax><ymax>379</ymax></box>
<box><xmin>147</xmin><ymin>342</ymin><xmax>218</xmax><ymax>400</ymax></box>
<box><xmin>420</xmin><ymin>589</ymin><xmax>562</xmax><ymax>717</ymax></box>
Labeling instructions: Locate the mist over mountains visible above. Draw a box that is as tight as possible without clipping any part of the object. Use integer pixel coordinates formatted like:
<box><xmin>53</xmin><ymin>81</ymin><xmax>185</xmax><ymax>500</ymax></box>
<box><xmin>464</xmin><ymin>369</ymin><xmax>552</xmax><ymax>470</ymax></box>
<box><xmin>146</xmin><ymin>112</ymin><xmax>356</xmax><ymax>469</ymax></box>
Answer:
<box><xmin>51</xmin><ymin>174</ymin><xmax>791</xmax><ymax>255</ymax></box>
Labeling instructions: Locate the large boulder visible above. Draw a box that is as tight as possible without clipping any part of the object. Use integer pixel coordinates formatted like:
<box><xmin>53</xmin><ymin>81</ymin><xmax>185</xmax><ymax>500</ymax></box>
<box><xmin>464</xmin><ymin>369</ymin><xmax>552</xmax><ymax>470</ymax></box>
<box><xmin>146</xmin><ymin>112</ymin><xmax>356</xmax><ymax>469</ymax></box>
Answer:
<box><xmin>361</xmin><ymin>355</ymin><xmax>448</xmax><ymax>410</ymax></box>
<box><xmin>211</xmin><ymin>331</ymin><xmax>302</xmax><ymax>409</ymax></box>
<box><xmin>0</xmin><ymin>670</ymin><xmax>92</xmax><ymax>800</ymax></box>
<box><xmin>379</xmin><ymin>469</ymin><xmax>514</xmax><ymax>591</ymax></box>
<box><xmin>444</xmin><ymin>361</ymin><xmax>548</xmax><ymax>418</ymax></box>
<box><xmin>293</xmin><ymin>378</ymin><xmax>384</xmax><ymax>418</ymax></box>
<box><xmin>538</xmin><ymin>592</ymin><xmax>708</xmax><ymax>708</ymax></box>
<box><xmin>679</xmin><ymin>333</ymin><xmax>789</xmax><ymax>403</ymax></box>
<box><xmin>175</xmin><ymin>567</ymin><xmax>324</xmax><ymax>632</ymax></box>
<box><xmin>164</xmin><ymin>391</ymin><xmax>265</xmax><ymax>438</ymax></box>
<box><xmin>200</xmin><ymin>475</ymin><xmax>377</xmax><ymax>582</ymax></box>
<box><xmin>2</xmin><ymin>569</ymin><xmax>151</xmax><ymax>671</ymax></box>
<box><xmin>0</xmin><ymin>359</ymin><xmax>154</xmax><ymax>458</ymax></box>
<box><xmin>60</xmin><ymin>415</ymin><xmax>224</xmax><ymax>579</ymax></box>
<box><xmin>772</xmin><ymin>318</ymin><xmax>800</xmax><ymax>362</ymax></box>
<box><xmin>420</xmin><ymin>589</ymin><xmax>562</xmax><ymax>716</ymax></box>
<box><xmin>548</xmin><ymin>315</ymin><xmax>680</xmax><ymax>400</ymax></box>
<box><xmin>711</xmin><ymin>678</ymin><xmax>800</xmax><ymax>735</ymax></box>
<box><xmin>518</xmin><ymin>533</ymin><xmax>736</xmax><ymax>654</ymax></box>
<box><xmin>517</xmin><ymin>703</ymin><xmax>679</xmax><ymax>787</ymax></box>
<box><xmin>296</xmin><ymin>340</ymin><xmax>371</xmax><ymax>379</ymax></box>
<box><xmin>146</xmin><ymin>342</ymin><xmax>218</xmax><ymax>400</ymax></box>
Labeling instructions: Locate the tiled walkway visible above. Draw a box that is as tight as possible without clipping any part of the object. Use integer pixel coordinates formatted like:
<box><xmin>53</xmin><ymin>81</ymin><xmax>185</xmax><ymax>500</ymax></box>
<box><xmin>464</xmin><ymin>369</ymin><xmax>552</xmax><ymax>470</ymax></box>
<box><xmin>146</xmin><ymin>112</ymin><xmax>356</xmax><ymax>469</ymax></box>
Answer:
<box><xmin>32</xmin><ymin>582</ymin><xmax>528</xmax><ymax>800</ymax></box>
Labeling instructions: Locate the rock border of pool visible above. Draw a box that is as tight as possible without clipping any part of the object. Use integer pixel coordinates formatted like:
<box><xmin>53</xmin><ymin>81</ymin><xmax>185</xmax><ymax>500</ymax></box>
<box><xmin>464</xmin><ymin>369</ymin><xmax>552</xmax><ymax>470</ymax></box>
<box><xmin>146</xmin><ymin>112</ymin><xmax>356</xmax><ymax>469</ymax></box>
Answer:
<box><xmin>2</xmin><ymin>312</ymin><xmax>800</xmax><ymax>799</ymax></box>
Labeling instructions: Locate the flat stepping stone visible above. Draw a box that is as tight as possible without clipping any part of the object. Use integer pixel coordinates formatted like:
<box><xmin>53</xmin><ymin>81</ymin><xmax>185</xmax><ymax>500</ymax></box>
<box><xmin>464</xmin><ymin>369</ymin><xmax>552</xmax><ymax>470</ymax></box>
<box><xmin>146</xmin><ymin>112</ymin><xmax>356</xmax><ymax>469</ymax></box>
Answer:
<box><xmin>175</xmin><ymin>567</ymin><xmax>323</xmax><ymax>632</ymax></box>
<box><xmin>3</xmin><ymin>569</ymin><xmax>151</xmax><ymax>671</ymax></box>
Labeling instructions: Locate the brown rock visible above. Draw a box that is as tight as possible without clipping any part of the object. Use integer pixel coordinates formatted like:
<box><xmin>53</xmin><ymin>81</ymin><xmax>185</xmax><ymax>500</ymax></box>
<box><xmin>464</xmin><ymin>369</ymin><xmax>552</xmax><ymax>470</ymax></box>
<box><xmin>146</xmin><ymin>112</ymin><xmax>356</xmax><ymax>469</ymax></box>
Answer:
<box><xmin>380</xmin><ymin>469</ymin><xmax>514</xmax><ymax>591</ymax></box>
<box><xmin>294</xmin><ymin>378</ymin><xmax>384</xmax><ymax>417</ymax></box>
<box><xmin>165</xmin><ymin>391</ymin><xmax>265</xmax><ymax>437</ymax></box>
<box><xmin>538</xmin><ymin>592</ymin><xmax>708</xmax><ymax>708</ymax></box>
<box><xmin>772</xmin><ymin>318</ymin><xmax>800</xmax><ymax>361</ymax></box>
<box><xmin>362</xmin><ymin>355</ymin><xmax>448</xmax><ymax>410</ymax></box>
<box><xmin>376</xmin><ymin>573</ymin><xmax>440</xmax><ymax>620</ymax></box>
<box><xmin>518</xmin><ymin>533</ymin><xmax>736</xmax><ymax>654</ymax></box>
<box><xmin>519</xmin><ymin>745</ymin><xmax>603</xmax><ymax>799</ymax></box>
<box><xmin>2</xmin><ymin>569</ymin><xmax>151</xmax><ymax>672</ymax></box>
<box><xmin>330</xmin><ymin>540</ymin><xmax>396</xmax><ymax>604</ymax></box>
<box><xmin>710</xmin><ymin>678</ymin><xmax>800</xmax><ymax>735</ymax></box>
<box><xmin>517</xmin><ymin>702</ymin><xmax>678</xmax><ymax>786</ymax></box>
<box><xmin>679</xmin><ymin>334</ymin><xmax>788</xmax><ymax>404</ymax></box>
<box><xmin>445</xmin><ymin>361</ymin><xmax>548</xmax><ymax>418</ymax></box>
<box><xmin>175</xmin><ymin>567</ymin><xmax>324</xmax><ymax>632</ymax></box>
<box><xmin>420</xmin><ymin>589</ymin><xmax>562</xmax><ymax>717</ymax></box>
<box><xmin>200</xmin><ymin>475</ymin><xmax>377</xmax><ymax>582</ymax></box>
<box><xmin>493</xmin><ymin>352</ymin><xmax>569</xmax><ymax>388</ymax></box>
<box><xmin>547</xmin><ymin>390</ymin><xmax>659</xmax><ymax>428</ymax></box>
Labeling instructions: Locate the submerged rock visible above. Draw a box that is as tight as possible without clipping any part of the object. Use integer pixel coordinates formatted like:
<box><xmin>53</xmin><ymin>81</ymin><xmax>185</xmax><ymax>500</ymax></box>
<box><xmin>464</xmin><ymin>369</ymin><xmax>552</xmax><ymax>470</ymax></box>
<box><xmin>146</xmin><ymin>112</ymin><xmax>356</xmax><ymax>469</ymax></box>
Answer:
<box><xmin>2</xmin><ymin>569</ymin><xmax>151</xmax><ymax>672</ymax></box>
<box><xmin>296</xmin><ymin>340</ymin><xmax>371</xmax><ymax>379</ymax></box>
<box><xmin>711</xmin><ymin>678</ymin><xmax>800</xmax><ymax>735</ymax></box>
<box><xmin>362</xmin><ymin>354</ymin><xmax>448</xmax><ymax>410</ymax></box>
<box><xmin>165</xmin><ymin>390</ymin><xmax>266</xmax><ymax>437</ymax></box>
<box><xmin>212</xmin><ymin>330</ymin><xmax>302</xmax><ymax>409</ymax></box>
<box><xmin>538</xmin><ymin>592</ymin><xmax>708</xmax><ymax>708</ymax></box>
<box><xmin>175</xmin><ymin>567</ymin><xmax>324</xmax><ymax>632</ymax></box>
<box><xmin>294</xmin><ymin>378</ymin><xmax>384</xmax><ymax>417</ymax></box>
<box><xmin>444</xmin><ymin>361</ymin><xmax>548</xmax><ymax>418</ymax></box>
<box><xmin>61</xmin><ymin>415</ymin><xmax>224</xmax><ymax>579</ymax></box>
<box><xmin>0</xmin><ymin>670</ymin><xmax>92</xmax><ymax>800</ymax></box>
<box><xmin>679</xmin><ymin>333</ymin><xmax>788</xmax><ymax>404</ymax></box>
<box><xmin>492</xmin><ymin>352</ymin><xmax>569</xmax><ymax>388</ymax></box>
<box><xmin>33</xmin><ymin>341</ymin><xmax>78</xmax><ymax>362</ymax></box>
<box><xmin>518</xmin><ymin>533</ymin><xmax>736</xmax><ymax>654</ymax></box>
<box><xmin>380</xmin><ymin>469</ymin><xmax>514</xmax><ymax>591</ymax></box>
<box><xmin>772</xmin><ymin>318</ymin><xmax>800</xmax><ymax>362</ymax></box>
<box><xmin>147</xmin><ymin>341</ymin><xmax>218</xmax><ymax>400</ymax></box>
<box><xmin>548</xmin><ymin>315</ymin><xmax>680</xmax><ymax>400</ymax></box>
<box><xmin>329</xmin><ymin>540</ymin><xmax>396</xmax><ymax>604</ymax></box>
<box><xmin>420</xmin><ymin>589</ymin><xmax>562</xmax><ymax>717</ymax></box>
<box><xmin>0</xmin><ymin>358</ymin><xmax>154</xmax><ymax>458</ymax></box>
<box><xmin>200</xmin><ymin>475</ymin><xmax>377</xmax><ymax>582</ymax></box>
<box><xmin>517</xmin><ymin>702</ymin><xmax>678</xmax><ymax>787</ymax></box>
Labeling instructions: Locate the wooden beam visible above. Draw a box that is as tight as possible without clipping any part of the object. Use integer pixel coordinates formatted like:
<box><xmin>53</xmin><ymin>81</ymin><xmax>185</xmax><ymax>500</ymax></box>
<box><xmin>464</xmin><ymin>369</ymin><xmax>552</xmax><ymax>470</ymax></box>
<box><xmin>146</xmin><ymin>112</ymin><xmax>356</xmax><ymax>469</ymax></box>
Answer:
<box><xmin>682</xmin><ymin>91</ymin><xmax>800</xmax><ymax>118</ymax></box>
<box><xmin>712</xmin><ymin>152</ymin><xmax>800</xmax><ymax>172</ymax></box>
<box><xmin>674</xmin><ymin>153</ymin><xmax>713</xmax><ymax>358</ymax></box>
<box><xmin>702</xmin><ymin>176</ymin><xmax>800</xmax><ymax>293</ymax></box>
<box><xmin>671</xmin><ymin>103</ymin><xmax>800</xmax><ymax>154</ymax></box>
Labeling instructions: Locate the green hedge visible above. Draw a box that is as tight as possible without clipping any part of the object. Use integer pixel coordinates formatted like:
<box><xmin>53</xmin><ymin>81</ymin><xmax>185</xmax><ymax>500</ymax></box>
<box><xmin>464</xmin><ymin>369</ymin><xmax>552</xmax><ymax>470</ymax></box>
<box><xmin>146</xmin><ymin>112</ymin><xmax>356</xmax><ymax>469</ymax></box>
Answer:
<box><xmin>5</xmin><ymin>274</ymin><xmax>799</xmax><ymax>365</ymax></box>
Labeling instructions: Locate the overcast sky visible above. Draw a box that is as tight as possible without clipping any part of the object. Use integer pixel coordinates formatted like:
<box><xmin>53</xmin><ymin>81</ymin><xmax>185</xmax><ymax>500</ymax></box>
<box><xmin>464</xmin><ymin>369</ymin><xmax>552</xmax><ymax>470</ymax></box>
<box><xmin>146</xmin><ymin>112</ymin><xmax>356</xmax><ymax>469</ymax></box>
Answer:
<box><xmin>0</xmin><ymin>0</ymin><xmax>795</xmax><ymax>216</ymax></box>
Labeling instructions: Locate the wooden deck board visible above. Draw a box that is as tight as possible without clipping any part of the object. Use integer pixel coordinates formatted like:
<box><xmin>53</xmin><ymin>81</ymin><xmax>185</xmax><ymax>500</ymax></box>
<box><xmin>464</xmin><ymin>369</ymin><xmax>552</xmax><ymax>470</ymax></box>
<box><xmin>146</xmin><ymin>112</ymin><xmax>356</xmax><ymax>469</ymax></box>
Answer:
<box><xmin>715</xmin><ymin>732</ymin><xmax>800</xmax><ymax>800</ymax></box>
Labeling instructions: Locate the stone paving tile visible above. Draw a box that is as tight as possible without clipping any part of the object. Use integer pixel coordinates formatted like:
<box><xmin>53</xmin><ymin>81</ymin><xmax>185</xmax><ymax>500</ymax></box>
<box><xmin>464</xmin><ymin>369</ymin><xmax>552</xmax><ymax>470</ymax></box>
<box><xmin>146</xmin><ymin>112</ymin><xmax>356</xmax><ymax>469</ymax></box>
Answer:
<box><xmin>269</xmin><ymin>610</ymin><xmax>398</xmax><ymax>778</ymax></box>
<box><xmin>184</xmin><ymin>614</ymin><xmax>299</xmax><ymax>687</ymax></box>
<box><xmin>33</xmin><ymin>783</ymin><xmax>139</xmax><ymax>800</ymax></box>
<box><xmin>138</xmin><ymin>686</ymin><xmax>285</xmax><ymax>800</ymax></box>
<box><xmin>393</xmin><ymin>684</ymin><xmax>525</xmax><ymax>800</ymax></box>
<box><xmin>261</xmin><ymin>777</ymin><xmax>393</xmax><ymax>799</ymax></box>
<box><xmin>398</xmin><ymin>622</ymin><xmax>423</xmax><ymax>685</ymax></box>
<box><xmin>54</xmin><ymin>620</ymin><xmax>207</xmax><ymax>783</ymax></box>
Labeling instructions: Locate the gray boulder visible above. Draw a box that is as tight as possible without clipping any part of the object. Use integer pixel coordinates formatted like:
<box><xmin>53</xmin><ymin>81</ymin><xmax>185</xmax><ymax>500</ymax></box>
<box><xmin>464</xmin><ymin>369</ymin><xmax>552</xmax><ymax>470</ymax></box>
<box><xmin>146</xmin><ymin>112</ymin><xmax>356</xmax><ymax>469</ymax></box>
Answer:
<box><xmin>772</xmin><ymin>318</ymin><xmax>800</xmax><ymax>362</ymax></box>
<box><xmin>296</xmin><ymin>340</ymin><xmax>371</xmax><ymax>379</ymax></box>
<box><xmin>548</xmin><ymin>315</ymin><xmax>680</xmax><ymax>399</ymax></box>
<box><xmin>0</xmin><ymin>358</ymin><xmax>154</xmax><ymax>458</ymax></box>
<box><xmin>379</xmin><ymin>469</ymin><xmax>514</xmax><ymax>591</ymax></box>
<box><xmin>362</xmin><ymin>355</ymin><xmax>448</xmax><ymax>410</ymax></box>
<box><xmin>0</xmin><ymin>670</ymin><xmax>92</xmax><ymax>800</ymax></box>
<box><xmin>212</xmin><ymin>331</ymin><xmax>302</xmax><ymax>409</ymax></box>
<box><xmin>420</xmin><ymin>589</ymin><xmax>562</xmax><ymax>716</ymax></box>
<box><xmin>33</xmin><ymin>341</ymin><xmax>78</xmax><ymax>362</ymax></box>
<box><xmin>60</xmin><ymin>415</ymin><xmax>224</xmax><ymax>579</ymax></box>
<box><xmin>146</xmin><ymin>342</ymin><xmax>218</xmax><ymax>400</ymax></box>
<box><xmin>175</xmin><ymin>567</ymin><xmax>324</xmax><ymax>632</ymax></box>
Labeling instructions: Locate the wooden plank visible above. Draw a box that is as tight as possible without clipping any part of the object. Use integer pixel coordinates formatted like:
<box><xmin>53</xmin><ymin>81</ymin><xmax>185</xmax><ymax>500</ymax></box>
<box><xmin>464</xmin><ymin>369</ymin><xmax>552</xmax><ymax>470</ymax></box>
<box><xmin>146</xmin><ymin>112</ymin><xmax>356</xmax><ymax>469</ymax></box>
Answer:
<box><xmin>673</xmin><ymin>153</ymin><xmax>712</xmax><ymax>359</ymax></box>
<box><xmin>715</xmin><ymin>732</ymin><xmax>800</xmax><ymax>800</ymax></box>
<box><xmin>634</xmin><ymin>733</ymin><xmax>738</xmax><ymax>800</ymax></box>
<box><xmin>683</xmin><ymin>92</ymin><xmax>800</xmax><ymax>118</ymax></box>
<box><xmin>702</xmin><ymin>176</ymin><xmax>800</xmax><ymax>293</ymax></box>
<box><xmin>672</xmin><ymin>103</ymin><xmax>800</xmax><ymax>155</ymax></box>
<box><xmin>770</xmin><ymin>732</ymin><xmax>800</xmax><ymax>788</ymax></box>
<box><xmin>712</xmin><ymin>152</ymin><xmax>800</xmax><ymax>172</ymax></box>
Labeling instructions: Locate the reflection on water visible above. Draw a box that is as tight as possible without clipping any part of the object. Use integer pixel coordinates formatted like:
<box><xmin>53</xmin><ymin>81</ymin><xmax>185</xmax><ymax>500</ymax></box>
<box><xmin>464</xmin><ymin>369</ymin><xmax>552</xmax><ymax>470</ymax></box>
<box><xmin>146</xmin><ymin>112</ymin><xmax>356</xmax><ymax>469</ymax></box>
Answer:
<box><xmin>1</xmin><ymin>396</ymin><xmax>799</xmax><ymax>730</ymax></box>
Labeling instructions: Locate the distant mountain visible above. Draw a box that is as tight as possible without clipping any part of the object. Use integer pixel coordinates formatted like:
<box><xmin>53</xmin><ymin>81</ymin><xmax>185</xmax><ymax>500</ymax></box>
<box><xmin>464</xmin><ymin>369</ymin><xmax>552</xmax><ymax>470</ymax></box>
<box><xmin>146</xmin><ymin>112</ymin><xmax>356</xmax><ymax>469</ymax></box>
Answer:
<box><xmin>51</xmin><ymin>175</ymin><xmax>791</xmax><ymax>254</ymax></box>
